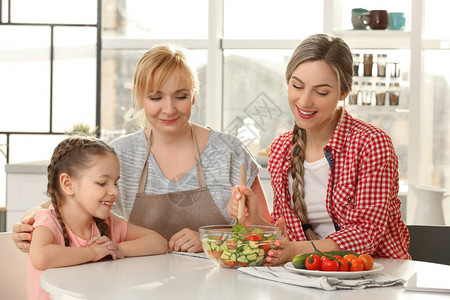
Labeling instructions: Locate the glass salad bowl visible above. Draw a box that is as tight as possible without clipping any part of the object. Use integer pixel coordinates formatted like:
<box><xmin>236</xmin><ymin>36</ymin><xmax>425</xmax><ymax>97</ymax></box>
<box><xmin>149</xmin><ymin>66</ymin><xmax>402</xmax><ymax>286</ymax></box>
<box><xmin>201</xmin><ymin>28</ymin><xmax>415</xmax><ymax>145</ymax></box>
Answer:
<box><xmin>199</xmin><ymin>224</ymin><xmax>281</xmax><ymax>268</ymax></box>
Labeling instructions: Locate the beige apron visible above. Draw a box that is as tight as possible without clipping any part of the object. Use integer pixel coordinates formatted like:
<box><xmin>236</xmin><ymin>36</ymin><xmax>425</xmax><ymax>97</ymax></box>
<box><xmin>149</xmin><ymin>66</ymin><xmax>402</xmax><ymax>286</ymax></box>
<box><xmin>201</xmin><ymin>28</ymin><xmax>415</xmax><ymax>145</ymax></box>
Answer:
<box><xmin>128</xmin><ymin>127</ymin><xmax>228</xmax><ymax>240</ymax></box>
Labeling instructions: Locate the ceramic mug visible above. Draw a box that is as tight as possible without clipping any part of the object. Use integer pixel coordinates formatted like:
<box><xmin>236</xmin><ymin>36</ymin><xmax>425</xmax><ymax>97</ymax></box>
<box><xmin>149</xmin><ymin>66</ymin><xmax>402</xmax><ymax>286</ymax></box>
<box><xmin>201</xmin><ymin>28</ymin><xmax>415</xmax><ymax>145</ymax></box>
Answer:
<box><xmin>388</xmin><ymin>12</ymin><xmax>405</xmax><ymax>30</ymax></box>
<box><xmin>351</xmin><ymin>8</ymin><xmax>369</xmax><ymax>30</ymax></box>
<box><xmin>361</xmin><ymin>10</ymin><xmax>389</xmax><ymax>30</ymax></box>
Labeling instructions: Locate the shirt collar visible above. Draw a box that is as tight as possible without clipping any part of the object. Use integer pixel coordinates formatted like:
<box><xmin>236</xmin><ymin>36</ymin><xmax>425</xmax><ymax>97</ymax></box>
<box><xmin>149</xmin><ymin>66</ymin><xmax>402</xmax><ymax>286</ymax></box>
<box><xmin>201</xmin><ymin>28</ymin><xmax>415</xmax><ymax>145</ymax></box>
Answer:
<box><xmin>326</xmin><ymin>108</ymin><xmax>353</xmax><ymax>153</ymax></box>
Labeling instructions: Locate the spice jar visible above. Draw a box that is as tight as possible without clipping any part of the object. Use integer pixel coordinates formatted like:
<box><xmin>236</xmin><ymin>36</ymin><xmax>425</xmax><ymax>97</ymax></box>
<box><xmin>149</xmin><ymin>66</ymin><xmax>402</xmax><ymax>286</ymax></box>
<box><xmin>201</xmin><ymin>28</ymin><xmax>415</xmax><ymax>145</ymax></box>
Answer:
<box><xmin>375</xmin><ymin>82</ymin><xmax>386</xmax><ymax>105</ymax></box>
<box><xmin>388</xmin><ymin>82</ymin><xmax>400</xmax><ymax>106</ymax></box>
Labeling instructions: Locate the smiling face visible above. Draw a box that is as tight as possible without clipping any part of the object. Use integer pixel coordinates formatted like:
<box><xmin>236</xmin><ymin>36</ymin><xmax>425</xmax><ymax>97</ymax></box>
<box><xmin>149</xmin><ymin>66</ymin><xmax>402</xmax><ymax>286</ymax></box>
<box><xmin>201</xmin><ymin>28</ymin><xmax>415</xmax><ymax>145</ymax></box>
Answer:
<box><xmin>70</xmin><ymin>152</ymin><xmax>120</xmax><ymax>220</ymax></box>
<box><xmin>142</xmin><ymin>71</ymin><xmax>194</xmax><ymax>135</ymax></box>
<box><xmin>288</xmin><ymin>60</ymin><xmax>347</xmax><ymax>134</ymax></box>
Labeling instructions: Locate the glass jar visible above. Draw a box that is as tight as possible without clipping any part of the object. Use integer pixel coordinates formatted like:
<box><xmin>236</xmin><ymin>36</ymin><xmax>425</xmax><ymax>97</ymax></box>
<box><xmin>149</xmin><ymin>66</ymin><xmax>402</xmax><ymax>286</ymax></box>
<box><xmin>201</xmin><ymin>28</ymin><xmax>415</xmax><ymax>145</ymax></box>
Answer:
<box><xmin>352</xmin><ymin>53</ymin><xmax>360</xmax><ymax>76</ymax></box>
<box><xmin>377</xmin><ymin>54</ymin><xmax>387</xmax><ymax>77</ymax></box>
<box><xmin>375</xmin><ymin>82</ymin><xmax>386</xmax><ymax>105</ymax></box>
<box><xmin>363</xmin><ymin>54</ymin><xmax>373</xmax><ymax>77</ymax></box>
<box><xmin>348</xmin><ymin>80</ymin><xmax>359</xmax><ymax>105</ymax></box>
<box><xmin>361</xmin><ymin>81</ymin><xmax>374</xmax><ymax>105</ymax></box>
<box><xmin>388</xmin><ymin>82</ymin><xmax>400</xmax><ymax>105</ymax></box>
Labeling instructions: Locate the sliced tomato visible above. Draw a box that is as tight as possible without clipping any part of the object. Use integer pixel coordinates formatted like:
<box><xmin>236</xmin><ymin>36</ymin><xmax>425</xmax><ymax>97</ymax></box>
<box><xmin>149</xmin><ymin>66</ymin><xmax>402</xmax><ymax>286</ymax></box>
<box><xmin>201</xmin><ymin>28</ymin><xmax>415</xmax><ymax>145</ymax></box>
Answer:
<box><xmin>220</xmin><ymin>259</ymin><xmax>238</xmax><ymax>268</ymax></box>
<box><xmin>246</xmin><ymin>234</ymin><xmax>263</xmax><ymax>241</ymax></box>
<box><xmin>260</xmin><ymin>240</ymin><xmax>271</xmax><ymax>251</ymax></box>
<box><xmin>238</xmin><ymin>262</ymin><xmax>248</xmax><ymax>267</ymax></box>
<box><xmin>207</xmin><ymin>250</ymin><xmax>223</xmax><ymax>260</ymax></box>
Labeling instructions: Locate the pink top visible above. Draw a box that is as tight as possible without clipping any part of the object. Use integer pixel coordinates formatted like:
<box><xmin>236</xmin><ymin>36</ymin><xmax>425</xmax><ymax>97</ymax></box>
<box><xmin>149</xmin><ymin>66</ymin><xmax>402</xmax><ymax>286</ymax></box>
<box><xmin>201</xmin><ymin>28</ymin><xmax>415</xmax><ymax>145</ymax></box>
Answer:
<box><xmin>27</xmin><ymin>207</ymin><xmax>128</xmax><ymax>300</ymax></box>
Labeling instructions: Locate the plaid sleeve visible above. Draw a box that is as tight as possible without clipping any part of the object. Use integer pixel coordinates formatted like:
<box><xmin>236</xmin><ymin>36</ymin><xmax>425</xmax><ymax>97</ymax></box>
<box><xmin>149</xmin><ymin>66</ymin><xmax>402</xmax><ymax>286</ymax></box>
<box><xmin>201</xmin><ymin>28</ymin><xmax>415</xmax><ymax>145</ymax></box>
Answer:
<box><xmin>327</xmin><ymin>130</ymin><xmax>409</xmax><ymax>258</ymax></box>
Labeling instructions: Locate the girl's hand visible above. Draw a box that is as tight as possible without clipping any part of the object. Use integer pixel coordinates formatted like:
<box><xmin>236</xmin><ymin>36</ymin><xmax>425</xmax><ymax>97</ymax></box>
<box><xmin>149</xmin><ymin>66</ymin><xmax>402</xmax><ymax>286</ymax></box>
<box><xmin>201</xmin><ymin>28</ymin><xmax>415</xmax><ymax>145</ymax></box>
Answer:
<box><xmin>228</xmin><ymin>185</ymin><xmax>261</xmax><ymax>224</ymax></box>
<box><xmin>168</xmin><ymin>228</ymin><xmax>202</xmax><ymax>253</ymax></box>
<box><xmin>264</xmin><ymin>217</ymin><xmax>296</xmax><ymax>266</ymax></box>
<box><xmin>12</xmin><ymin>217</ymin><xmax>35</xmax><ymax>253</ymax></box>
<box><xmin>87</xmin><ymin>235</ymin><xmax>124</xmax><ymax>260</ymax></box>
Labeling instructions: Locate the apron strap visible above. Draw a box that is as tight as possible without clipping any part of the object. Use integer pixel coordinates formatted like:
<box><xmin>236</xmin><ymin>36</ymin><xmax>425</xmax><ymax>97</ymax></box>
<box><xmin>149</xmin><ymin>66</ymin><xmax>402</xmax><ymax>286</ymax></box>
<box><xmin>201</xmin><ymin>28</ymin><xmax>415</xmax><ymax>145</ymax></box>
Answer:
<box><xmin>137</xmin><ymin>124</ymin><xmax>207</xmax><ymax>194</ymax></box>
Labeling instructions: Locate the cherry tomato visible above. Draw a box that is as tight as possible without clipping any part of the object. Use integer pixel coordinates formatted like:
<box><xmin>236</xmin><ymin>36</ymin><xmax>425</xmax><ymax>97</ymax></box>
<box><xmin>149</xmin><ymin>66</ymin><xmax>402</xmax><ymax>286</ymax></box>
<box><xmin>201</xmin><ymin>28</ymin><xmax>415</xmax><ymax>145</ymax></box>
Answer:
<box><xmin>349</xmin><ymin>258</ymin><xmax>364</xmax><ymax>272</ymax></box>
<box><xmin>260</xmin><ymin>240</ymin><xmax>271</xmax><ymax>251</ymax></box>
<box><xmin>358</xmin><ymin>254</ymin><xmax>374</xmax><ymax>271</ymax></box>
<box><xmin>220</xmin><ymin>259</ymin><xmax>238</xmax><ymax>268</ymax></box>
<box><xmin>337</xmin><ymin>257</ymin><xmax>350</xmax><ymax>272</ymax></box>
<box><xmin>343</xmin><ymin>254</ymin><xmax>358</xmax><ymax>263</ymax></box>
<box><xmin>321</xmin><ymin>257</ymin><xmax>339</xmax><ymax>272</ymax></box>
<box><xmin>246</xmin><ymin>234</ymin><xmax>263</xmax><ymax>241</ymax></box>
<box><xmin>305</xmin><ymin>254</ymin><xmax>321</xmax><ymax>270</ymax></box>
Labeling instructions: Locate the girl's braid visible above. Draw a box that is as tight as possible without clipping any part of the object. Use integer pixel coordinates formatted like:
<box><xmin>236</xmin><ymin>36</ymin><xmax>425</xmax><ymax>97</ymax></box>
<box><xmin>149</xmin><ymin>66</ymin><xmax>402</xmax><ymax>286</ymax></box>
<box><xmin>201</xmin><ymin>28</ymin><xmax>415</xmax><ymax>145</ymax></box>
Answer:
<box><xmin>291</xmin><ymin>124</ymin><xmax>319</xmax><ymax>240</ymax></box>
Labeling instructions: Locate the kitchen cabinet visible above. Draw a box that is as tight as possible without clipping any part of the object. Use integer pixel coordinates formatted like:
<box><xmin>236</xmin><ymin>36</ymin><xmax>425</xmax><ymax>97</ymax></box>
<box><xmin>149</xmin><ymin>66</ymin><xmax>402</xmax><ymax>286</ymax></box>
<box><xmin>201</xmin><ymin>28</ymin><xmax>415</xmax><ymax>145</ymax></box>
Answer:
<box><xmin>5</xmin><ymin>161</ymin><xmax>48</xmax><ymax>231</ymax></box>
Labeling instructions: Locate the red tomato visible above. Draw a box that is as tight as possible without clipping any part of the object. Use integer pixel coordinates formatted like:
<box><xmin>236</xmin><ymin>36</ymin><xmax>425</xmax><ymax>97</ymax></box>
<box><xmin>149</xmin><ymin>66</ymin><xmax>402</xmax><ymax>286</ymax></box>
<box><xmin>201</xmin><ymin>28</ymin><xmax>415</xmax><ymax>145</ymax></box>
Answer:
<box><xmin>337</xmin><ymin>257</ymin><xmax>350</xmax><ymax>272</ymax></box>
<box><xmin>343</xmin><ymin>254</ymin><xmax>358</xmax><ymax>263</ymax></box>
<box><xmin>220</xmin><ymin>259</ymin><xmax>238</xmax><ymax>268</ymax></box>
<box><xmin>349</xmin><ymin>258</ymin><xmax>364</xmax><ymax>272</ymax></box>
<box><xmin>260</xmin><ymin>240</ymin><xmax>271</xmax><ymax>251</ymax></box>
<box><xmin>246</xmin><ymin>234</ymin><xmax>263</xmax><ymax>241</ymax></box>
<box><xmin>238</xmin><ymin>262</ymin><xmax>248</xmax><ymax>267</ymax></box>
<box><xmin>358</xmin><ymin>254</ymin><xmax>374</xmax><ymax>271</ymax></box>
<box><xmin>321</xmin><ymin>257</ymin><xmax>339</xmax><ymax>272</ymax></box>
<box><xmin>305</xmin><ymin>254</ymin><xmax>321</xmax><ymax>270</ymax></box>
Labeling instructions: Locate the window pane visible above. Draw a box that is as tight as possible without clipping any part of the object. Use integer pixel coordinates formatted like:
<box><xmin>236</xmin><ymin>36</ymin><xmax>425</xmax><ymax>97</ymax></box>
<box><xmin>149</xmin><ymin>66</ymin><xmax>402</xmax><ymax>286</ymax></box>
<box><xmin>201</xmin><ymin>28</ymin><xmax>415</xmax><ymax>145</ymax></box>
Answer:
<box><xmin>100</xmin><ymin>49</ymin><xmax>207</xmax><ymax>143</ymax></box>
<box><xmin>10</xmin><ymin>0</ymin><xmax>97</xmax><ymax>24</ymax></box>
<box><xmin>8</xmin><ymin>134</ymin><xmax>65</xmax><ymax>163</ymax></box>
<box><xmin>223</xmin><ymin>50</ymin><xmax>293</xmax><ymax>156</ymax></box>
<box><xmin>0</xmin><ymin>135</ymin><xmax>6</xmax><ymax>207</ymax></box>
<box><xmin>224</xmin><ymin>0</ymin><xmax>323</xmax><ymax>39</ymax></box>
<box><xmin>424</xmin><ymin>0</ymin><xmax>450</xmax><ymax>39</ymax></box>
<box><xmin>52</xmin><ymin>27</ymin><xmax>97</xmax><ymax>133</ymax></box>
<box><xmin>102</xmin><ymin>0</ymin><xmax>208</xmax><ymax>39</ymax></box>
<box><xmin>0</xmin><ymin>26</ymin><xmax>50</xmax><ymax>132</ymax></box>
<box><xmin>423</xmin><ymin>51</ymin><xmax>450</xmax><ymax>193</ymax></box>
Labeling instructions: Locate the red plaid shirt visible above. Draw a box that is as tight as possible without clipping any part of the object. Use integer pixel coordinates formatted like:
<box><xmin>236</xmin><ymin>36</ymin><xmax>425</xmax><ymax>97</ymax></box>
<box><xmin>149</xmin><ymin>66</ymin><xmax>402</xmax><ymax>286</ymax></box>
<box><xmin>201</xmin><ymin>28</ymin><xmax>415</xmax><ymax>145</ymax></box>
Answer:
<box><xmin>268</xmin><ymin>109</ymin><xmax>410</xmax><ymax>259</ymax></box>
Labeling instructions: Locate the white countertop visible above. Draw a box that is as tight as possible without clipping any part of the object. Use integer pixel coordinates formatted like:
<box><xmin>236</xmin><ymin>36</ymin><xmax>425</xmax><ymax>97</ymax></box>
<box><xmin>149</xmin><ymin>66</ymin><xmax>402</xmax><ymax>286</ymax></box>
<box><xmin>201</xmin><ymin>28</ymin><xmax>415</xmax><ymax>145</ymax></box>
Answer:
<box><xmin>41</xmin><ymin>253</ymin><xmax>450</xmax><ymax>300</ymax></box>
<box><xmin>5</xmin><ymin>160</ymin><xmax>48</xmax><ymax>174</ymax></box>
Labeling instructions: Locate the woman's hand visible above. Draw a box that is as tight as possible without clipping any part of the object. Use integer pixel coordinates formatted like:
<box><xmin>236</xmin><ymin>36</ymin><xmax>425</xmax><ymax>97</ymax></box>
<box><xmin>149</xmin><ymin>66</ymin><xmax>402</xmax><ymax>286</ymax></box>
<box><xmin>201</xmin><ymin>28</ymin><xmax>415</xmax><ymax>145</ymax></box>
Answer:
<box><xmin>168</xmin><ymin>228</ymin><xmax>202</xmax><ymax>253</ymax></box>
<box><xmin>12</xmin><ymin>217</ymin><xmax>35</xmax><ymax>253</ymax></box>
<box><xmin>228</xmin><ymin>185</ymin><xmax>266</xmax><ymax>225</ymax></box>
<box><xmin>265</xmin><ymin>217</ymin><xmax>296</xmax><ymax>266</ymax></box>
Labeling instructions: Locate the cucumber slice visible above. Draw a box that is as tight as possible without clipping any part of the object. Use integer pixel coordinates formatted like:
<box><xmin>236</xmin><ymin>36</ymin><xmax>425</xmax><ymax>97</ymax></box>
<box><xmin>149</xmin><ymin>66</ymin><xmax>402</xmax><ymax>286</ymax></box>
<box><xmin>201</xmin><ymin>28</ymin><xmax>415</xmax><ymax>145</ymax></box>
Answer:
<box><xmin>246</xmin><ymin>253</ymin><xmax>257</xmax><ymax>261</ymax></box>
<box><xmin>237</xmin><ymin>255</ymin><xmax>249</xmax><ymax>263</ymax></box>
<box><xmin>249</xmin><ymin>241</ymin><xmax>259</xmax><ymax>249</ymax></box>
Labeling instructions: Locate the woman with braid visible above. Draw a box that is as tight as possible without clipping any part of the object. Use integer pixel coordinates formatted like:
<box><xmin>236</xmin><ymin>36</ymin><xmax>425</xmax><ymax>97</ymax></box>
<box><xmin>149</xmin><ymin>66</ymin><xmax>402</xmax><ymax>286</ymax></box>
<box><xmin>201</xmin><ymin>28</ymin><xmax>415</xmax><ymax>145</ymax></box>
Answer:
<box><xmin>227</xmin><ymin>33</ymin><xmax>410</xmax><ymax>264</ymax></box>
<box><xmin>27</xmin><ymin>136</ymin><xmax>168</xmax><ymax>300</ymax></box>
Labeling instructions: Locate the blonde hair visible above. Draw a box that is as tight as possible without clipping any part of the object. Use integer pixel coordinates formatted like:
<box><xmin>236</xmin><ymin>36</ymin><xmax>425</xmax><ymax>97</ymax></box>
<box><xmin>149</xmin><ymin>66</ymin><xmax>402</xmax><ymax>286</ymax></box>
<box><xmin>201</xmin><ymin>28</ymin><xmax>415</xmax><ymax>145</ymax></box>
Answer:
<box><xmin>133</xmin><ymin>44</ymin><xmax>199</xmax><ymax>110</ymax></box>
<box><xmin>286</xmin><ymin>34</ymin><xmax>353</xmax><ymax>240</ymax></box>
<box><xmin>47</xmin><ymin>136</ymin><xmax>116</xmax><ymax>246</ymax></box>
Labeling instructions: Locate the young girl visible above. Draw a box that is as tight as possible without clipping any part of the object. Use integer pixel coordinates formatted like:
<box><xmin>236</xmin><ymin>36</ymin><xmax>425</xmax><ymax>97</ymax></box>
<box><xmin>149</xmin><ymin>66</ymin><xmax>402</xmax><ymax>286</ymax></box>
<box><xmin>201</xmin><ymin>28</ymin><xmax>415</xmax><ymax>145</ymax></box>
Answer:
<box><xmin>228</xmin><ymin>33</ymin><xmax>410</xmax><ymax>264</ymax></box>
<box><xmin>28</xmin><ymin>136</ymin><xmax>168</xmax><ymax>300</ymax></box>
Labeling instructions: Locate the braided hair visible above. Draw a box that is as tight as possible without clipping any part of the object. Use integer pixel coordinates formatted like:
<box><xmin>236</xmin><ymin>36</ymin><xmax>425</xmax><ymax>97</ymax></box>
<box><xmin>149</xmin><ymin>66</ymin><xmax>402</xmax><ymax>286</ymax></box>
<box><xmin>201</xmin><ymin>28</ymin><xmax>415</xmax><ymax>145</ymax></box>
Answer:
<box><xmin>46</xmin><ymin>136</ymin><xmax>117</xmax><ymax>246</ymax></box>
<box><xmin>286</xmin><ymin>34</ymin><xmax>353</xmax><ymax>240</ymax></box>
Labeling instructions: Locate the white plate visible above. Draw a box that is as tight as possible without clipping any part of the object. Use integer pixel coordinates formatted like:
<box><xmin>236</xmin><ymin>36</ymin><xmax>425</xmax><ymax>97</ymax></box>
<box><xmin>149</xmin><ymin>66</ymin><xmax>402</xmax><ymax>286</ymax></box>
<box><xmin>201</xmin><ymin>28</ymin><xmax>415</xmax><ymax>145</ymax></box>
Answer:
<box><xmin>284</xmin><ymin>262</ymin><xmax>384</xmax><ymax>279</ymax></box>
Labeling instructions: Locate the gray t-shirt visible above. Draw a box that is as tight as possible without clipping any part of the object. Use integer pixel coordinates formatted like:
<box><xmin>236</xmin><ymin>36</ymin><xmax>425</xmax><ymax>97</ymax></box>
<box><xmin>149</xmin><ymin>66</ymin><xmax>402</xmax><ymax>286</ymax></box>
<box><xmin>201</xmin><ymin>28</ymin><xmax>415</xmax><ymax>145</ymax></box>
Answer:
<box><xmin>109</xmin><ymin>129</ymin><xmax>260</xmax><ymax>224</ymax></box>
